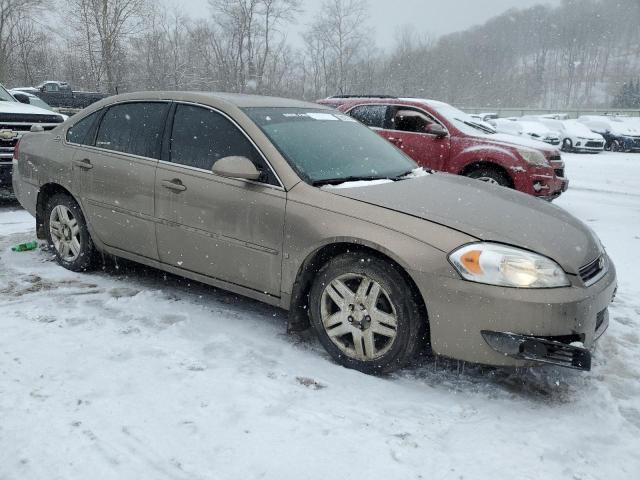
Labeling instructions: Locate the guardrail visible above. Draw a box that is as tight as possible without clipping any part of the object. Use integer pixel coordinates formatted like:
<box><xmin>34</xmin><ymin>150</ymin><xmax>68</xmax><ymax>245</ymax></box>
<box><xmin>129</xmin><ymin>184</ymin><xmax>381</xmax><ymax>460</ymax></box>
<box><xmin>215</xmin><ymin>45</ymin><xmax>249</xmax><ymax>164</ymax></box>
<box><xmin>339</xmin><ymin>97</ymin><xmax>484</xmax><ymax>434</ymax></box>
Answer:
<box><xmin>459</xmin><ymin>107</ymin><xmax>640</xmax><ymax>118</ymax></box>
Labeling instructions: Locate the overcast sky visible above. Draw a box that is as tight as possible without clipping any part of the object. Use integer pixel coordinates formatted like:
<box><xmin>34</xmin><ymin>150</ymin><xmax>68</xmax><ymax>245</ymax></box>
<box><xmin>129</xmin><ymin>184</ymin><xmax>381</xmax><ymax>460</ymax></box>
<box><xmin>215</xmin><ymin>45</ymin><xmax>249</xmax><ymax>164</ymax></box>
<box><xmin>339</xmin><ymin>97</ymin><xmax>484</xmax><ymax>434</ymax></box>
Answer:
<box><xmin>175</xmin><ymin>0</ymin><xmax>561</xmax><ymax>48</ymax></box>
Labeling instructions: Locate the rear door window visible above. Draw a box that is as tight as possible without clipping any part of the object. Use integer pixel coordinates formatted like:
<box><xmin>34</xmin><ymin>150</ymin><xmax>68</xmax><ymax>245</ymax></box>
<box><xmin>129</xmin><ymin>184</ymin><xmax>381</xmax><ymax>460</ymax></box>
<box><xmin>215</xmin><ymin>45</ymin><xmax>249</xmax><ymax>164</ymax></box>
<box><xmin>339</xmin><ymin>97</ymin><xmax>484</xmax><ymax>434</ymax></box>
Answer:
<box><xmin>169</xmin><ymin>103</ymin><xmax>278</xmax><ymax>185</ymax></box>
<box><xmin>95</xmin><ymin>102</ymin><xmax>169</xmax><ymax>159</ymax></box>
<box><xmin>348</xmin><ymin>105</ymin><xmax>388</xmax><ymax>128</ymax></box>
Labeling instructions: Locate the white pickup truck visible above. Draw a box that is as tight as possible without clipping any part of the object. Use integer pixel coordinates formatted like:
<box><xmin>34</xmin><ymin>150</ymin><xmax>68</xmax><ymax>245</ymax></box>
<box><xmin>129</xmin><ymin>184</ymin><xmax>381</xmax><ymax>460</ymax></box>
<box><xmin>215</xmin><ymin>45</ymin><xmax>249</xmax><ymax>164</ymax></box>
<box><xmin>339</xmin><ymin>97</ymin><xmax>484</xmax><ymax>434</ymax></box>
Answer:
<box><xmin>1</xmin><ymin>83</ymin><xmax>66</xmax><ymax>193</ymax></box>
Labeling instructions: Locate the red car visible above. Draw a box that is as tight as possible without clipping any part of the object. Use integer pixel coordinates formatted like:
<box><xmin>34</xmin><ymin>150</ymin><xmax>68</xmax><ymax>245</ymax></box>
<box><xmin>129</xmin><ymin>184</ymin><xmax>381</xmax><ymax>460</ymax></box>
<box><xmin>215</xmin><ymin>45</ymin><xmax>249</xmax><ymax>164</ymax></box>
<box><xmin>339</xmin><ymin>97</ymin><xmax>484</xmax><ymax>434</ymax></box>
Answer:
<box><xmin>317</xmin><ymin>96</ymin><xmax>568</xmax><ymax>200</ymax></box>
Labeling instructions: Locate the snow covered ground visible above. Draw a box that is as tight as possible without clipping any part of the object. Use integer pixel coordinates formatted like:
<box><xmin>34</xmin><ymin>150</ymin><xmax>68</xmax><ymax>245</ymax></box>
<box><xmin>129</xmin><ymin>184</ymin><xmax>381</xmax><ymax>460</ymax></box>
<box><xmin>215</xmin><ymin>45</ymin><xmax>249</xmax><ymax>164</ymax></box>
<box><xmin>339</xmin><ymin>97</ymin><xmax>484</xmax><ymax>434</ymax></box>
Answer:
<box><xmin>1</xmin><ymin>152</ymin><xmax>638</xmax><ymax>480</ymax></box>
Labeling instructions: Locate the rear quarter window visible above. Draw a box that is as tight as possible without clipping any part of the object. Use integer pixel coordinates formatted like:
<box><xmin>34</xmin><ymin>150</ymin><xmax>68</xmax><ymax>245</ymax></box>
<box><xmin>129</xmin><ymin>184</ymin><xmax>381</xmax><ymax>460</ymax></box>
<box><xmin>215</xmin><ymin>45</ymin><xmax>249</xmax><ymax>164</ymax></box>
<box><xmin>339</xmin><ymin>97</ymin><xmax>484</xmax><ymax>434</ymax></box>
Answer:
<box><xmin>66</xmin><ymin>111</ymin><xmax>100</xmax><ymax>145</ymax></box>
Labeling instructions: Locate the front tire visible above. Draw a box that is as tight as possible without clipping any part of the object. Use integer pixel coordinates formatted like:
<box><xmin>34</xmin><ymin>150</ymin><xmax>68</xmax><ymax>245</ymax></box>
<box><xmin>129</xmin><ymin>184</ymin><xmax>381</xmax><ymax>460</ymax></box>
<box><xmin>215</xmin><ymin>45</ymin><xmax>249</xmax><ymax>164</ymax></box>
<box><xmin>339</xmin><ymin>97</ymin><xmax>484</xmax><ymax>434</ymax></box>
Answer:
<box><xmin>465</xmin><ymin>165</ymin><xmax>512</xmax><ymax>187</ymax></box>
<box><xmin>44</xmin><ymin>193</ymin><xmax>97</xmax><ymax>272</ymax></box>
<box><xmin>607</xmin><ymin>139</ymin><xmax>622</xmax><ymax>152</ymax></box>
<box><xmin>562</xmin><ymin>138</ymin><xmax>573</xmax><ymax>152</ymax></box>
<box><xmin>309</xmin><ymin>252</ymin><xmax>426</xmax><ymax>374</ymax></box>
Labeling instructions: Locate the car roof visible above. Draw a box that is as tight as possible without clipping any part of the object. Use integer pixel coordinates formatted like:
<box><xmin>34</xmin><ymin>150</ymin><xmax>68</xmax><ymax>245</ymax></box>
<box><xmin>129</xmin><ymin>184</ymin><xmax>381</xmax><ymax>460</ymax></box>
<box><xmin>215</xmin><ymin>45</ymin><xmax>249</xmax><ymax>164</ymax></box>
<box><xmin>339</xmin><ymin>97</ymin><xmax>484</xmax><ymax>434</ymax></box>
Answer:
<box><xmin>319</xmin><ymin>96</ymin><xmax>449</xmax><ymax>110</ymax></box>
<box><xmin>103</xmin><ymin>91</ymin><xmax>328</xmax><ymax>109</ymax></box>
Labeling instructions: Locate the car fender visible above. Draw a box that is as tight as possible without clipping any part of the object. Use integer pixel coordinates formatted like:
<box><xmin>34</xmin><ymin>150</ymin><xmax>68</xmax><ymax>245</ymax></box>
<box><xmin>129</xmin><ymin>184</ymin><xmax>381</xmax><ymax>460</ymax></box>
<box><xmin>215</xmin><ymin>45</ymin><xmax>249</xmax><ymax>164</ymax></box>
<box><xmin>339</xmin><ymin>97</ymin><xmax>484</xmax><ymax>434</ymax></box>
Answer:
<box><xmin>449</xmin><ymin>143</ymin><xmax>521</xmax><ymax>177</ymax></box>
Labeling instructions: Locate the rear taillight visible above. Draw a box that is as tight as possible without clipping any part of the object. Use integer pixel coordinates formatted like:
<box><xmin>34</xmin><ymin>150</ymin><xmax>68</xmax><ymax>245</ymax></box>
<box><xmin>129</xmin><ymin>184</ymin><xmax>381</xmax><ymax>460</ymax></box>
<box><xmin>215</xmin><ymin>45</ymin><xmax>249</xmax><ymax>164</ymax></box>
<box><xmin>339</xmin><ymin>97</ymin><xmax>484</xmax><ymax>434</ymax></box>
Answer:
<box><xmin>12</xmin><ymin>139</ymin><xmax>20</xmax><ymax>162</ymax></box>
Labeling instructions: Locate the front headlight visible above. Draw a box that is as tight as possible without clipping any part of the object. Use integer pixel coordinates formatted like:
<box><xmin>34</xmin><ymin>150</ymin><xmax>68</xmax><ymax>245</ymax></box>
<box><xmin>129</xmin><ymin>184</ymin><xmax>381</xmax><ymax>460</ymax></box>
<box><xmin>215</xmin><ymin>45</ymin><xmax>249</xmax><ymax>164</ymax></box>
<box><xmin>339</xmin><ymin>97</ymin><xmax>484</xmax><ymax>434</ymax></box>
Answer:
<box><xmin>517</xmin><ymin>149</ymin><xmax>548</xmax><ymax>166</ymax></box>
<box><xmin>449</xmin><ymin>243</ymin><xmax>570</xmax><ymax>288</ymax></box>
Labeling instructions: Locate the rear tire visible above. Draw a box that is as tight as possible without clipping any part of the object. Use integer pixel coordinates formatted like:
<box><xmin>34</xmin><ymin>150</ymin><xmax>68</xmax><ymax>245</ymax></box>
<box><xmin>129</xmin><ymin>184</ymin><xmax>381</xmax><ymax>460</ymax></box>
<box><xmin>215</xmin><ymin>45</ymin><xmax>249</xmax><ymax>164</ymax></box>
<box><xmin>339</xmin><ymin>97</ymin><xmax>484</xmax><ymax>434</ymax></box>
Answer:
<box><xmin>44</xmin><ymin>193</ymin><xmax>97</xmax><ymax>272</ymax></box>
<box><xmin>465</xmin><ymin>165</ymin><xmax>512</xmax><ymax>187</ymax></box>
<box><xmin>308</xmin><ymin>252</ymin><xmax>426</xmax><ymax>374</ymax></box>
<box><xmin>562</xmin><ymin>138</ymin><xmax>573</xmax><ymax>152</ymax></box>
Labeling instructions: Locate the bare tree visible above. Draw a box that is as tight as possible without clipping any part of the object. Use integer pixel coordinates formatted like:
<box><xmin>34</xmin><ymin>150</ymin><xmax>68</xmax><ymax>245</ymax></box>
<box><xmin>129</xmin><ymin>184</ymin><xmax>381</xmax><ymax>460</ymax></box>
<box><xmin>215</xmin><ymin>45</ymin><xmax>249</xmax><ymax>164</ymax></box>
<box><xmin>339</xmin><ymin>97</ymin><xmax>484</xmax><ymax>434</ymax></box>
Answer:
<box><xmin>206</xmin><ymin>0</ymin><xmax>300</xmax><ymax>93</ymax></box>
<box><xmin>304</xmin><ymin>0</ymin><xmax>368</xmax><ymax>96</ymax></box>
<box><xmin>68</xmin><ymin>0</ymin><xmax>147</xmax><ymax>93</ymax></box>
<box><xmin>0</xmin><ymin>0</ymin><xmax>46</xmax><ymax>83</ymax></box>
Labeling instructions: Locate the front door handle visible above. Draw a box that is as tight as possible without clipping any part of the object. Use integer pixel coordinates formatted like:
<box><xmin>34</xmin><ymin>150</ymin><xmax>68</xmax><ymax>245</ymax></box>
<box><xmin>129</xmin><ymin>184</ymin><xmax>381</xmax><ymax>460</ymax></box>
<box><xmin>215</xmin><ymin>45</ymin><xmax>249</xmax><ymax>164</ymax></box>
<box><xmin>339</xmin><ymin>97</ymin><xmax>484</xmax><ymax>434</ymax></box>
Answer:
<box><xmin>73</xmin><ymin>158</ymin><xmax>93</xmax><ymax>170</ymax></box>
<box><xmin>387</xmin><ymin>137</ymin><xmax>403</xmax><ymax>146</ymax></box>
<box><xmin>161</xmin><ymin>179</ymin><xmax>187</xmax><ymax>192</ymax></box>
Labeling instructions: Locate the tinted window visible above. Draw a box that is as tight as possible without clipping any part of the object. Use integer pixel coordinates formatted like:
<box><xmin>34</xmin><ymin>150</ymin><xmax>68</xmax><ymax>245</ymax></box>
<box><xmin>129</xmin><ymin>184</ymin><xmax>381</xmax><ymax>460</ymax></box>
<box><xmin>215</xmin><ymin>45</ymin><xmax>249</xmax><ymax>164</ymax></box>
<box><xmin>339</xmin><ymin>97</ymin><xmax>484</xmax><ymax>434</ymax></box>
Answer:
<box><xmin>170</xmin><ymin>104</ymin><xmax>275</xmax><ymax>184</ymax></box>
<box><xmin>67</xmin><ymin>111</ymin><xmax>100</xmax><ymax>145</ymax></box>
<box><xmin>392</xmin><ymin>108</ymin><xmax>434</xmax><ymax>133</ymax></box>
<box><xmin>349</xmin><ymin>105</ymin><xmax>387</xmax><ymax>128</ymax></box>
<box><xmin>95</xmin><ymin>102</ymin><xmax>169</xmax><ymax>158</ymax></box>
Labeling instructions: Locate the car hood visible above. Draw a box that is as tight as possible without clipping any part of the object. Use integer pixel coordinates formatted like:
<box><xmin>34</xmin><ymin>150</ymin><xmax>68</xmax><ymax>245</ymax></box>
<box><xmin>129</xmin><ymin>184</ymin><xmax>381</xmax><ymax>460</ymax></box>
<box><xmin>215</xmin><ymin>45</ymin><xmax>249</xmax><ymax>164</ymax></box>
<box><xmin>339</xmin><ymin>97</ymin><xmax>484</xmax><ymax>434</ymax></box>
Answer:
<box><xmin>564</xmin><ymin>121</ymin><xmax>602</xmax><ymax>139</ymax></box>
<box><xmin>327</xmin><ymin>173</ymin><xmax>601</xmax><ymax>274</ymax></box>
<box><xmin>0</xmin><ymin>99</ymin><xmax>63</xmax><ymax>118</ymax></box>
<box><xmin>473</xmin><ymin>132</ymin><xmax>556</xmax><ymax>152</ymax></box>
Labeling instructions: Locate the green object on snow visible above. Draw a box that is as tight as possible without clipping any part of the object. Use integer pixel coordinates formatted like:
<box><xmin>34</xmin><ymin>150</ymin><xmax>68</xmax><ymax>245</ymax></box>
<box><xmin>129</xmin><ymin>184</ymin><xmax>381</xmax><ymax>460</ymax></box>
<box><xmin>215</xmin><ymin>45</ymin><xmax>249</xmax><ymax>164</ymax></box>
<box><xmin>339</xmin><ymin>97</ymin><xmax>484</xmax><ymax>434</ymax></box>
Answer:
<box><xmin>11</xmin><ymin>241</ymin><xmax>38</xmax><ymax>252</ymax></box>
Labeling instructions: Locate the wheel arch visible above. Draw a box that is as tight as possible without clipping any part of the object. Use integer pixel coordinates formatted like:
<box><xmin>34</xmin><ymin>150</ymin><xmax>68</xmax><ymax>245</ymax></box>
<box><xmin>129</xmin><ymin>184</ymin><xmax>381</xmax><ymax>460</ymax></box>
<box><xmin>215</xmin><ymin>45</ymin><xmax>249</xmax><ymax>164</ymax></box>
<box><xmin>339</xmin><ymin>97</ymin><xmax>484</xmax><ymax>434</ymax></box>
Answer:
<box><xmin>287</xmin><ymin>241</ymin><xmax>429</xmax><ymax>335</ymax></box>
<box><xmin>459</xmin><ymin>160</ymin><xmax>515</xmax><ymax>188</ymax></box>
<box><xmin>36</xmin><ymin>183</ymin><xmax>82</xmax><ymax>239</ymax></box>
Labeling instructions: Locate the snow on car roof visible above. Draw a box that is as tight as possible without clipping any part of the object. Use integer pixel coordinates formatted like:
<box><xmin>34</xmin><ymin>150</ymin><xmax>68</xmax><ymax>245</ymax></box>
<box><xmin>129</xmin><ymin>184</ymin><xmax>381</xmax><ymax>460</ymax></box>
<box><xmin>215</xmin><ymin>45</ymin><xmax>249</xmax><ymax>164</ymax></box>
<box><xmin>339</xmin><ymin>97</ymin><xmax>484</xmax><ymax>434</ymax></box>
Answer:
<box><xmin>93</xmin><ymin>91</ymin><xmax>329</xmax><ymax>110</ymax></box>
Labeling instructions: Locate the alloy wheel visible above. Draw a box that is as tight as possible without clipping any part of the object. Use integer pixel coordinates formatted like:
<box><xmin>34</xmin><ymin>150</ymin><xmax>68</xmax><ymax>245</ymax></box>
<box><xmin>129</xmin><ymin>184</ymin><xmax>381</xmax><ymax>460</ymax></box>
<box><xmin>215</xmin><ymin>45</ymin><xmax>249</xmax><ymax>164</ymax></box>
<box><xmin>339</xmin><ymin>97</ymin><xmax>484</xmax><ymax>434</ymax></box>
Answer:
<box><xmin>477</xmin><ymin>176</ymin><xmax>500</xmax><ymax>184</ymax></box>
<box><xmin>49</xmin><ymin>205</ymin><xmax>81</xmax><ymax>262</ymax></box>
<box><xmin>320</xmin><ymin>273</ymin><xmax>398</xmax><ymax>361</ymax></box>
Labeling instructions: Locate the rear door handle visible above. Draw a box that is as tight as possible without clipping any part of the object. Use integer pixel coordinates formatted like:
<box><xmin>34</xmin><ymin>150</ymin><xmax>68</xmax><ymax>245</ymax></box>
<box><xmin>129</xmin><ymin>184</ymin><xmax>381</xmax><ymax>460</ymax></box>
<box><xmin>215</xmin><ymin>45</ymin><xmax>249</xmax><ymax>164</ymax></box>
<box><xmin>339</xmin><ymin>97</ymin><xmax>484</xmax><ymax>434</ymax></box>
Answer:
<box><xmin>73</xmin><ymin>158</ymin><xmax>93</xmax><ymax>170</ymax></box>
<box><xmin>387</xmin><ymin>137</ymin><xmax>403</xmax><ymax>145</ymax></box>
<box><xmin>161</xmin><ymin>179</ymin><xmax>187</xmax><ymax>192</ymax></box>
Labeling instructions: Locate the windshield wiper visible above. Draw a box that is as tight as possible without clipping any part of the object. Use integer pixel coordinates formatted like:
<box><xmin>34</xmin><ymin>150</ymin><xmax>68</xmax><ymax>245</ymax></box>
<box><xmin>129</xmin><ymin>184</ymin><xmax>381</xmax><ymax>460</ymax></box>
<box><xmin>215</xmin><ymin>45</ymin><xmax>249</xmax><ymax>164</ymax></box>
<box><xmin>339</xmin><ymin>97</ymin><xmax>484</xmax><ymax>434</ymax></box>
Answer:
<box><xmin>312</xmin><ymin>175</ymin><xmax>390</xmax><ymax>186</ymax></box>
<box><xmin>459</xmin><ymin>119</ymin><xmax>495</xmax><ymax>134</ymax></box>
<box><xmin>389</xmin><ymin>170</ymin><xmax>416</xmax><ymax>180</ymax></box>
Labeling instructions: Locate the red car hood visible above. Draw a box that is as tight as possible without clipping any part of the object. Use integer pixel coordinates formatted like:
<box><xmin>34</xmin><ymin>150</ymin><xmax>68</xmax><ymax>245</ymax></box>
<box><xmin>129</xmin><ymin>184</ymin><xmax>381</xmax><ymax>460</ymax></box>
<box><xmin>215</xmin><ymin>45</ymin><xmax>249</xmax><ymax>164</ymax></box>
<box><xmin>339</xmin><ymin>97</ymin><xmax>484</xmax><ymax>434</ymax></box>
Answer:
<box><xmin>469</xmin><ymin>132</ymin><xmax>558</xmax><ymax>154</ymax></box>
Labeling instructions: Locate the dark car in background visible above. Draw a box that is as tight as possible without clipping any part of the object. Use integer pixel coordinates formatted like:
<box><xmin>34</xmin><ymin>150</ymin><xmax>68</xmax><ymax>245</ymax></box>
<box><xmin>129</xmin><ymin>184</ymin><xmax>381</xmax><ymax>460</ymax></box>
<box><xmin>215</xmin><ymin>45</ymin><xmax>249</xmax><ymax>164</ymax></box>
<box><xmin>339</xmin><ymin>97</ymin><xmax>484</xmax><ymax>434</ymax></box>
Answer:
<box><xmin>13</xmin><ymin>81</ymin><xmax>107</xmax><ymax>111</ymax></box>
<box><xmin>578</xmin><ymin>115</ymin><xmax>640</xmax><ymax>152</ymax></box>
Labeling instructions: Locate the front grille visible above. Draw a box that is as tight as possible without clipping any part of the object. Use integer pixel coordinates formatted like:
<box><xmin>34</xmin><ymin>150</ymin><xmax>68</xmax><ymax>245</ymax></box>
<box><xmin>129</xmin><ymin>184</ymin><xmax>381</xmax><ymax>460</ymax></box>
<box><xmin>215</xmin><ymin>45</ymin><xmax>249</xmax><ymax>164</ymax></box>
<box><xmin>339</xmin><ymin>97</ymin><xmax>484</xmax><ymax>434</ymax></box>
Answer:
<box><xmin>0</xmin><ymin>113</ymin><xmax>63</xmax><ymax>124</ymax></box>
<box><xmin>585</xmin><ymin>141</ymin><xmax>603</xmax><ymax>148</ymax></box>
<box><xmin>0</xmin><ymin>123</ymin><xmax>59</xmax><ymax>131</ymax></box>
<box><xmin>0</xmin><ymin>138</ymin><xmax>18</xmax><ymax>160</ymax></box>
<box><xmin>579</xmin><ymin>255</ymin><xmax>606</xmax><ymax>285</ymax></box>
<box><xmin>549</xmin><ymin>154</ymin><xmax>562</xmax><ymax>161</ymax></box>
<box><xmin>554</xmin><ymin>168</ymin><xmax>564</xmax><ymax>177</ymax></box>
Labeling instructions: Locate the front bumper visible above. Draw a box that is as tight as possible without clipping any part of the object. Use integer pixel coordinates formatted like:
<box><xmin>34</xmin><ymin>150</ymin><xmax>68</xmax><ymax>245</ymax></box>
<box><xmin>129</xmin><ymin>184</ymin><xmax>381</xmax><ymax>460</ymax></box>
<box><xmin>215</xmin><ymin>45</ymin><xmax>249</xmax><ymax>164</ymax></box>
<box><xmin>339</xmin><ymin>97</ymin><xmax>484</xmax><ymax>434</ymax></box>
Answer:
<box><xmin>412</xmin><ymin>257</ymin><xmax>617</xmax><ymax>369</ymax></box>
<box><xmin>512</xmin><ymin>157</ymin><xmax>567</xmax><ymax>199</ymax></box>
<box><xmin>623</xmin><ymin>136</ymin><xmax>640</xmax><ymax>151</ymax></box>
<box><xmin>480</xmin><ymin>320</ymin><xmax>608</xmax><ymax>371</ymax></box>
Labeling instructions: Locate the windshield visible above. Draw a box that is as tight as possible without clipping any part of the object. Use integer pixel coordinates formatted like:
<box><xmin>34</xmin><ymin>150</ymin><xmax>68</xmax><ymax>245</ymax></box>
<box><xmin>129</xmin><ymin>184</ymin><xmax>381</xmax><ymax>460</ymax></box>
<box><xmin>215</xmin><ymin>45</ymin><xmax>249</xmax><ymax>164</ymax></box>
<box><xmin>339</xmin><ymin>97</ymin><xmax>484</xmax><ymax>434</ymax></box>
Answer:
<box><xmin>28</xmin><ymin>95</ymin><xmax>53</xmax><ymax>111</ymax></box>
<box><xmin>433</xmin><ymin>103</ymin><xmax>497</xmax><ymax>135</ymax></box>
<box><xmin>0</xmin><ymin>84</ymin><xmax>16</xmax><ymax>102</ymax></box>
<box><xmin>244</xmin><ymin>107</ymin><xmax>417</xmax><ymax>185</ymax></box>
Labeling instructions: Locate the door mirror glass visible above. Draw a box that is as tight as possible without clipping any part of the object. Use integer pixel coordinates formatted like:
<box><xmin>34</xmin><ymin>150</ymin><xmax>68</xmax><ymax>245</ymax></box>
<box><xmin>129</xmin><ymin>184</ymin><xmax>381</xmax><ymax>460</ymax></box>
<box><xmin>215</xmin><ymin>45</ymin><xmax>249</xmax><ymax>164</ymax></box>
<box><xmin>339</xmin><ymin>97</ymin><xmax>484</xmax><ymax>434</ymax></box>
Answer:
<box><xmin>426</xmin><ymin>123</ymin><xmax>448</xmax><ymax>137</ymax></box>
<box><xmin>212</xmin><ymin>156</ymin><xmax>261</xmax><ymax>181</ymax></box>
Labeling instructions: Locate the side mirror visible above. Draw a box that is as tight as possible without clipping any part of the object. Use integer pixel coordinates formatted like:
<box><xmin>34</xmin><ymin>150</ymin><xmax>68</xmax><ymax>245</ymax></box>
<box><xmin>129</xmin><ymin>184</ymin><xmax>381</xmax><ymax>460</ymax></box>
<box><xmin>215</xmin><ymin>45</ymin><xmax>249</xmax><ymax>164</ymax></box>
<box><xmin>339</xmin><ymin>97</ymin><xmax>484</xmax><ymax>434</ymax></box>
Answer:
<box><xmin>426</xmin><ymin>123</ymin><xmax>447</xmax><ymax>138</ymax></box>
<box><xmin>30</xmin><ymin>124</ymin><xmax>44</xmax><ymax>133</ymax></box>
<box><xmin>212</xmin><ymin>156</ymin><xmax>261</xmax><ymax>181</ymax></box>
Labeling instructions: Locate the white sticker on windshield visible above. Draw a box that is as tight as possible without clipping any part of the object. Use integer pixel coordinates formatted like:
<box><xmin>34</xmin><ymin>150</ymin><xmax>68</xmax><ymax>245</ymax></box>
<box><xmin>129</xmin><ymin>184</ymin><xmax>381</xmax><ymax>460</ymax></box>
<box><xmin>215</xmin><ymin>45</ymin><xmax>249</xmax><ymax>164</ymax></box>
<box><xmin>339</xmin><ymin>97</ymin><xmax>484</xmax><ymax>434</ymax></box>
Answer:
<box><xmin>307</xmin><ymin>112</ymin><xmax>339</xmax><ymax>121</ymax></box>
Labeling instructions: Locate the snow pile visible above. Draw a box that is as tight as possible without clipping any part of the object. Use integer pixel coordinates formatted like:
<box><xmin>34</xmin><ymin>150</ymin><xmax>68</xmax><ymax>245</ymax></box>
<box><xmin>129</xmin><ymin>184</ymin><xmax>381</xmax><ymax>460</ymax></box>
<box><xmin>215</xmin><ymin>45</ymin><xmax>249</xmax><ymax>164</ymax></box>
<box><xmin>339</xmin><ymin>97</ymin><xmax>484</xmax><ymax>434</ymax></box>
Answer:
<box><xmin>0</xmin><ymin>152</ymin><xmax>639</xmax><ymax>480</ymax></box>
